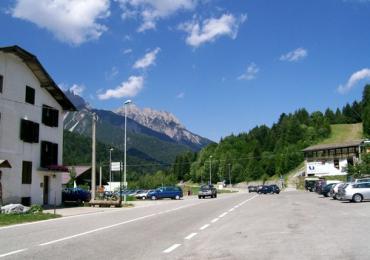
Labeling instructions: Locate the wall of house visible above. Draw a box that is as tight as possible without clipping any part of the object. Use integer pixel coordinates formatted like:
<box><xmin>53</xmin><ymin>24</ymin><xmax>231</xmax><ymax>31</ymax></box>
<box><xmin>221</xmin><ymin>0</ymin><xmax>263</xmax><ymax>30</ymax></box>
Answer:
<box><xmin>0</xmin><ymin>52</ymin><xmax>64</xmax><ymax>205</ymax></box>
<box><xmin>306</xmin><ymin>159</ymin><xmax>349</xmax><ymax>177</ymax></box>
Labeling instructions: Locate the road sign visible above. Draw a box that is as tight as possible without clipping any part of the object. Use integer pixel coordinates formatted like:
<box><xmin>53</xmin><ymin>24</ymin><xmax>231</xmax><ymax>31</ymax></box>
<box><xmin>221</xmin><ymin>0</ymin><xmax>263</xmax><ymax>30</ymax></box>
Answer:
<box><xmin>111</xmin><ymin>162</ymin><xmax>121</xmax><ymax>171</ymax></box>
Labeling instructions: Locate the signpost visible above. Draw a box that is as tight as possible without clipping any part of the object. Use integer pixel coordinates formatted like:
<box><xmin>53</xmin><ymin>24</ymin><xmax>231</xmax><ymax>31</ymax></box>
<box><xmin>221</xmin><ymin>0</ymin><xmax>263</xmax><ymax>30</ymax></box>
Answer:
<box><xmin>111</xmin><ymin>162</ymin><xmax>123</xmax><ymax>205</ymax></box>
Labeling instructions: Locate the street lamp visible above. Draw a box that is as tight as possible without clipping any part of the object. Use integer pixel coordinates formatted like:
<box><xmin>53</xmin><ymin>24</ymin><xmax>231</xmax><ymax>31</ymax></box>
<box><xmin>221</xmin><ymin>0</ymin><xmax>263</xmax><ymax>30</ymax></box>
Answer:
<box><xmin>123</xmin><ymin>99</ymin><xmax>132</xmax><ymax>204</ymax></box>
<box><xmin>209</xmin><ymin>155</ymin><xmax>213</xmax><ymax>185</ymax></box>
<box><xmin>109</xmin><ymin>148</ymin><xmax>114</xmax><ymax>192</ymax></box>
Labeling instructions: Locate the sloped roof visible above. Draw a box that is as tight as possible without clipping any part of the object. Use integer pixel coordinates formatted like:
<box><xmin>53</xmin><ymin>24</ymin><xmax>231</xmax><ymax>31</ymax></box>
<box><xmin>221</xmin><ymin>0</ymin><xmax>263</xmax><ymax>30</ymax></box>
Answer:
<box><xmin>0</xmin><ymin>45</ymin><xmax>76</xmax><ymax>111</ymax></box>
<box><xmin>302</xmin><ymin>140</ymin><xmax>364</xmax><ymax>152</ymax></box>
<box><xmin>62</xmin><ymin>166</ymin><xmax>91</xmax><ymax>185</ymax></box>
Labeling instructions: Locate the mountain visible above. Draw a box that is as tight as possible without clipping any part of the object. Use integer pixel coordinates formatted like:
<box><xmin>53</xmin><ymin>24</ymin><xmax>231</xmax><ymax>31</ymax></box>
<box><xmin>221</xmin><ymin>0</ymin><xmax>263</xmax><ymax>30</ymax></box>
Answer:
<box><xmin>116</xmin><ymin>104</ymin><xmax>212</xmax><ymax>150</ymax></box>
<box><xmin>63</xmin><ymin>91</ymin><xmax>212</xmax><ymax>164</ymax></box>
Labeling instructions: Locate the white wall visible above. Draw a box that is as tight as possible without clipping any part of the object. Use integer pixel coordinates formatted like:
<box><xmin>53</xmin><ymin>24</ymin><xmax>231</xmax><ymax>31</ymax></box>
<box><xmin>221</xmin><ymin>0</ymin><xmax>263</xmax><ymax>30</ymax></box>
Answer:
<box><xmin>306</xmin><ymin>159</ymin><xmax>348</xmax><ymax>177</ymax></box>
<box><xmin>0</xmin><ymin>52</ymin><xmax>65</xmax><ymax>205</ymax></box>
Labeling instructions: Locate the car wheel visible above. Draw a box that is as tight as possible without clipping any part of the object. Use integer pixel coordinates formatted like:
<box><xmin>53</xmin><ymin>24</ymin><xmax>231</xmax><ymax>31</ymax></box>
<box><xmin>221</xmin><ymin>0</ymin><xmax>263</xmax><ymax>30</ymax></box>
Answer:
<box><xmin>352</xmin><ymin>194</ymin><xmax>363</xmax><ymax>203</ymax></box>
<box><xmin>198</xmin><ymin>196</ymin><xmax>201</xmax><ymax>199</ymax></box>
<box><xmin>151</xmin><ymin>195</ymin><xmax>157</xmax><ymax>200</ymax></box>
<box><xmin>142</xmin><ymin>196</ymin><xmax>146</xmax><ymax>200</ymax></box>
<box><xmin>175</xmin><ymin>195</ymin><xmax>180</xmax><ymax>200</ymax></box>
<box><xmin>214</xmin><ymin>194</ymin><xmax>217</xmax><ymax>198</ymax></box>
<box><xmin>333</xmin><ymin>194</ymin><xmax>337</xmax><ymax>200</ymax></box>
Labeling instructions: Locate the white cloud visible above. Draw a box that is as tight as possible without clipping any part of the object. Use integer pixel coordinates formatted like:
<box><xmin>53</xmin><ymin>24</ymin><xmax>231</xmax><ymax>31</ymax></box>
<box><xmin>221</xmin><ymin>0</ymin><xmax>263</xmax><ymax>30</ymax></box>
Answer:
<box><xmin>237</xmin><ymin>63</ymin><xmax>259</xmax><ymax>80</ymax></box>
<box><xmin>123</xmin><ymin>48</ymin><xmax>133</xmax><ymax>54</ymax></box>
<box><xmin>176</xmin><ymin>92</ymin><xmax>185</xmax><ymax>99</ymax></box>
<box><xmin>98</xmin><ymin>76</ymin><xmax>144</xmax><ymax>100</ymax></box>
<box><xmin>10</xmin><ymin>0</ymin><xmax>110</xmax><ymax>45</ymax></box>
<box><xmin>133</xmin><ymin>47</ymin><xmax>160</xmax><ymax>69</ymax></box>
<box><xmin>179</xmin><ymin>13</ymin><xmax>247</xmax><ymax>48</ymax></box>
<box><xmin>118</xmin><ymin>0</ymin><xmax>197</xmax><ymax>32</ymax></box>
<box><xmin>280</xmin><ymin>48</ymin><xmax>308</xmax><ymax>62</ymax></box>
<box><xmin>59</xmin><ymin>83</ymin><xmax>85</xmax><ymax>96</ymax></box>
<box><xmin>337</xmin><ymin>68</ymin><xmax>370</xmax><ymax>94</ymax></box>
<box><xmin>105</xmin><ymin>66</ymin><xmax>119</xmax><ymax>80</ymax></box>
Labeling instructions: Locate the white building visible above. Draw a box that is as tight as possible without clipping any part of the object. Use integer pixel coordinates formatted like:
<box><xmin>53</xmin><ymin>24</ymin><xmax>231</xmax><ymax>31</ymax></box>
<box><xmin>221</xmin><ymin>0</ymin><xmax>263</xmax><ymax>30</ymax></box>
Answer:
<box><xmin>302</xmin><ymin>140</ymin><xmax>365</xmax><ymax>177</ymax></box>
<box><xmin>0</xmin><ymin>46</ymin><xmax>76</xmax><ymax>206</ymax></box>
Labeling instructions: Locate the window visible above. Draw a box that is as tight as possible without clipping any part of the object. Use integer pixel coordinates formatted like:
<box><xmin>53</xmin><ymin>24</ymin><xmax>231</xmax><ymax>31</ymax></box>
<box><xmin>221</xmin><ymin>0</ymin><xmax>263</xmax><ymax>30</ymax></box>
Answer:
<box><xmin>42</xmin><ymin>105</ymin><xmax>59</xmax><ymax>127</ymax></box>
<box><xmin>334</xmin><ymin>159</ymin><xmax>339</xmax><ymax>169</ymax></box>
<box><xmin>0</xmin><ymin>75</ymin><xmax>3</xmax><ymax>93</ymax></box>
<box><xmin>25</xmin><ymin>86</ymin><xmax>35</xmax><ymax>104</ymax></box>
<box><xmin>21</xmin><ymin>197</ymin><xmax>31</xmax><ymax>206</ymax></box>
<box><xmin>20</xmin><ymin>119</ymin><xmax>39</xmax><ymax>143</ymax></box>
<box><xmin>40</xmin><ymin>141</ymin><xmax>58</xmax><ymax>168</ymax></box>
<box><xmin>22</xmin><ymin>161</ymin><xmax>32</xmax><ymax>184</ymax></box>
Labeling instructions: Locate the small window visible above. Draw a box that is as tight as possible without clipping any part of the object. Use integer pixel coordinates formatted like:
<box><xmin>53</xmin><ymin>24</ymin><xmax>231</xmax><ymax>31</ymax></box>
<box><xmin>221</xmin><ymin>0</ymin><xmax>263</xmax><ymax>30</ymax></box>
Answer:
<box><xmin>22</xmin><ymin>161</ymin><xmax>32</xmax><ymax>184</ymax></box>
<box><xmin>42</xmin><ymin>105</ymin><xmax>59</xmax><ymax>127</ymax></box>
<box><xmin>334</xmin><ymin>159</ymin><xmax>339</xmax><ymax>169</ymax></box>
<box><xmin>40</xmin><ymin>141</ymin><xmax>58</xmax><ymax>168</ymax></box>
<box><xmin>21</xmin><ymin>197</ymin><xmax>31</xmax><ymax>206</ymax></box>
<box><xmin>0</xmin><ymin>75</ymin><xmax>3</xmax><ymax>93</ymax></box>
<box><xmin>25</xmin><ymin>86</ymin><xmax>35</xmax><ymax>105</ymax></box>
<box><xmin>20</xmin><ymin>119</ymin><xmax>39</xmax><ymax>143</ymax></box>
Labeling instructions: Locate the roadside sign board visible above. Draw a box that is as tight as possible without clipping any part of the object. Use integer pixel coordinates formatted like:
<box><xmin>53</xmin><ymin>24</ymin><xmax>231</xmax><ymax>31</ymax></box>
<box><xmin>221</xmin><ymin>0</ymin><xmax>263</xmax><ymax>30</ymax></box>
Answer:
<box><xmin>111</xmin><ymin>162</ymin><xmax>122</xmax><ymax>172</ymax></box>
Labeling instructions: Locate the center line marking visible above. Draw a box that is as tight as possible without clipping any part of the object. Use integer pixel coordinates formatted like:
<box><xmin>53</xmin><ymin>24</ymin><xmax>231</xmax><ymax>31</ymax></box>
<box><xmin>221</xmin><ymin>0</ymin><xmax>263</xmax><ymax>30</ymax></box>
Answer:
<box><xmin>0</xmin><ymin>249</ymin><xmax>28</xmax><ymax>258</ymax></box>
<box><xmin>200</xmin><ymin>224</ymin><xmax>210</xmax><ymax>230</ymax></box>
<box><xmin>229</xmin><ymin>208</ymin><xmax>235</xmax><ymax>212</ymax></box>
<box><xmin>211</xmin><ymin>218</ymin><xmax>219</xmax><ymax>223</ymax></box>
<box><xmin>163</xmin><ymin>244</ymin><xmax>181</xmax><ymax>253</ymax></box>
<box><xmin>219</xmin><ymin>212</ymin><xmax>228</xmax><ymax>218</ymax></box>
<box><xmin>185</xmin><ymin>233</ymin><xmax>198</xmax><ymax>240</ymax></box>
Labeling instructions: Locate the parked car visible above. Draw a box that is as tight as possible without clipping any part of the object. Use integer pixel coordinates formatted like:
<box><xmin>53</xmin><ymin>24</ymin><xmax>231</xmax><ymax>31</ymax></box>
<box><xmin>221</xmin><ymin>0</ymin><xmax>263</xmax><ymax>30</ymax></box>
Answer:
<box><xmin>269</xmin><ymin>184</ymin><xmax>280</xmax><ymax>194</ymax></box>
<box><xmin>147</xmin><ymin>186</ymin><xmax>183</xmax><ymax>200</ymax></box>
<box><xmin>339</xmin><ymin>182</ymin><xmax>370</xmax><ymax>203</ymax></box>
<box><xmin>256</xmin><ymin>185</ymin><xmax>264</xmax><ymax>193</ymax></box>
<box><xmin>305</xmin><ymin>178</ymin><xmax>318</xmax><ymax>192</ymax></box>
<box><xmin>62</xmin><ymin>188</ymin><xmax>91</xmax><ymax>204</ymax></box>
<box><xmin>248</xmin><ymin>186</ymin><xmax>257</xmax><ymax>192</ymax></box>
<box><xmin>198</xmin><ymin>184</ymin><xmax>217</xmax><ymax>199</ymax></box>
<box><xmin>322</xmin><ymin>183</ymin><xmax>337</xmax><ymax>197</ymax></box>
<box><xmin>355</xmin><ymin>178</ymin><xmax>370</xmax><ymax>183</ymax></box>
<box><xmin>135</xmin><ymin>190</ymin><xmax>153</xmax><ymax>200</ymax></box>
<box><xmin>258</xmin><ymin>185</ymin><xmax>273</xmax><ymax>194</ymax></box>
<box><xmin>330</xmin><ymin>182</ymin><xmax>344</xmax><ymax>199</ymax></box>
<box><xmin>315</xmin><ymin>179</ymin><xmax>327</xmax><ymax>194</ymax></box>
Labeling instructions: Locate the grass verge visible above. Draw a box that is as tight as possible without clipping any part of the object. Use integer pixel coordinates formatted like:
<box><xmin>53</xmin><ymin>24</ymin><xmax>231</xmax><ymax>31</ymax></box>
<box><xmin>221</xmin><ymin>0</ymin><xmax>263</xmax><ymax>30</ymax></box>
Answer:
<box><xmin>0</xmin><ymin>213</ymin><xmax>61</xmax><ymax>227</ymax></box>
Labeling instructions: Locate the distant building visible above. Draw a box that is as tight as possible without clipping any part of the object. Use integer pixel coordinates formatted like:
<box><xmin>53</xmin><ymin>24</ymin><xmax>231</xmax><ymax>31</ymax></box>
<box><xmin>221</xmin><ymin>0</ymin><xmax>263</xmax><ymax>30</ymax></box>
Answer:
<box><xmin>62</xmin><ymin>166</ymin><xmax>92</xmax><ymax>188</ymax></box>
<box><xmin>302</xmin><ymin>140</ymin><xmax>366</xmax><ymax>177</ymax></box>
<box><xmin>0</xmin><ymin>46</ymin><xmax>76</xmax><ymax>206</ymax></box>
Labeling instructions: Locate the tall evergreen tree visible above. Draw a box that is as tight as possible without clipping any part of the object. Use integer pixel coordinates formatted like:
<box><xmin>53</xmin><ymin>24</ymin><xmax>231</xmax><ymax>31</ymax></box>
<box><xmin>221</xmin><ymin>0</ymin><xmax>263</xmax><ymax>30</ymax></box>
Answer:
<box><xmin>363</xmin><ymin>85</ymin><xmax>370</xmax><ymax>136</ymax></box>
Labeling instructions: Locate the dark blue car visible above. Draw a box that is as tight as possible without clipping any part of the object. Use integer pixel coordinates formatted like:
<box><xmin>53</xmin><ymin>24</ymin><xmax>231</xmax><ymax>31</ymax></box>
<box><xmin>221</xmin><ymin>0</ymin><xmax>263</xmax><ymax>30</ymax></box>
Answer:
<box><xmin>62</xmin><ymin>188</ymin><xmax>91</xmax><ymax>203</ymax></box>
<box><xmin>147</xmin><ymin>186</ymin><xmax>183</xmax><ymax>200</ymax></box>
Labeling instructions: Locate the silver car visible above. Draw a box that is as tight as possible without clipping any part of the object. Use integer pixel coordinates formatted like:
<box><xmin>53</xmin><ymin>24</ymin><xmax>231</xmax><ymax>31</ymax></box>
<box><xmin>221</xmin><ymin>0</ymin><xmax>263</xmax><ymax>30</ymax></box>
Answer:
<box><xmin>339</xmin><ymin>182</ymin><xmax>370</xmax><ymax>203</ymax></box>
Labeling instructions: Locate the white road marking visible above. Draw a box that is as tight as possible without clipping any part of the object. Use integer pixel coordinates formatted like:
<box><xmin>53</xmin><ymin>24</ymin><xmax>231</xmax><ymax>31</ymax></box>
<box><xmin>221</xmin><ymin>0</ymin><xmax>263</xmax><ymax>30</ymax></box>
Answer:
<box><xmin>185</xmin><ymin>233</ymin><xmax>198</xmax><ymax>240</ymax></box>
<box><xmin>0</xmin><ymin>249</ymin><xmax>28</xmax><ymax>258</ymax></box>
<box><xmin>39</xmin><ymin>213</ymin><xmax>158</xmax><ymax>246</ymax></box>
<box><xmin>229</xmin><ymin>208</ymin><xmax>235</xmax><ymax>212</ymax></box>
<box><xmin>38</xmin><ymin>201</ymin><xmax>209</xmax><ymax>247</ymax></box>
<box><xmin>163</xmin><ymin>244</ymin><xmax>181</xmax><ymax>253</ymax></box>
<box><xmin>219</xmin><ymin>212</ymin><xmax>228</xmax><ymax>218</ymax></box>
<box><xmin>211</xmin><ymin>218</ymin><xmax>219</xmax><ymax>223</ymax></box>
<box><xmin>200</xmin><ymin>224</ymin><xmax>210</xmax><ymax>230</ymax></box>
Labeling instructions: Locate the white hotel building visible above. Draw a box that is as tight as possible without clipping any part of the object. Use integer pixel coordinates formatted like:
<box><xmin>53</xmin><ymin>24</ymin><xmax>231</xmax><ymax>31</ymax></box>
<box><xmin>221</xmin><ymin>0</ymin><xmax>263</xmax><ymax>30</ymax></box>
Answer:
<box><xmin>0</xmin><ymin>46</ymin><xmax>76</xmax><ymax>206</ymax></box>
<box><xmin>302</xmin><ymin>140</ymin><xmax>365</xmax><ymax>177</ymax></box>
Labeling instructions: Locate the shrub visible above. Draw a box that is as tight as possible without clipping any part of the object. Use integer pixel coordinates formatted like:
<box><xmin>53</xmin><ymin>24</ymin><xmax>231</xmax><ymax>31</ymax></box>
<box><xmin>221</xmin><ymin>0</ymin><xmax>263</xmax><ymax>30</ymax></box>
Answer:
<box><xmin>29</xmin><ymin>204</ymin><xmax>43</xmax><ymax>214</ymax></box>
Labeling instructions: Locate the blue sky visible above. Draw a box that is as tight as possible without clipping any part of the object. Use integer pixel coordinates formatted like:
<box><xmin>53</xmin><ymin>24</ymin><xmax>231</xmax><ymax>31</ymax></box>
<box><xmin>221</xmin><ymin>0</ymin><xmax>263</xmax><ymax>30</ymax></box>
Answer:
<box><xmin>1</xmin><ymin>0</ymin><xmax>370</xmax><ymax>141</ymax></box>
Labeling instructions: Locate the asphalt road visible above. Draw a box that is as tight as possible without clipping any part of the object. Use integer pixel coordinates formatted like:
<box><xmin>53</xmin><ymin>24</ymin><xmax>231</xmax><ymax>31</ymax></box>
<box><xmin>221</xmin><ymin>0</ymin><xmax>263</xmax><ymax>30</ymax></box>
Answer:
<box><xmin>1</xmin><ymin>191</ymin><xmax>370</xmax><ymax>259</ymax></box>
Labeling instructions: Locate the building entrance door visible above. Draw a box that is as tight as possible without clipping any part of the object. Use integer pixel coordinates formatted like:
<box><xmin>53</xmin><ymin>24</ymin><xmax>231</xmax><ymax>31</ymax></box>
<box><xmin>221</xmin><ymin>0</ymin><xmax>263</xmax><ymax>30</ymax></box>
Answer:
<box><xmin>43</xmin><ymin>176</ymin><xmax>49</xmax><ymax>205</ymax></box>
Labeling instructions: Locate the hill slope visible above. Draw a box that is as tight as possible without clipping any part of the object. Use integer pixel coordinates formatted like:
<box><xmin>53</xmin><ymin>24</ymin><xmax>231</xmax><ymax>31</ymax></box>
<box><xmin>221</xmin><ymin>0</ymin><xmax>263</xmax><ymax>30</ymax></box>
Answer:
<box><xmin>320</xmin><ymin>123</ymin><xmax>363</xmax><ymax>144</ymax></box>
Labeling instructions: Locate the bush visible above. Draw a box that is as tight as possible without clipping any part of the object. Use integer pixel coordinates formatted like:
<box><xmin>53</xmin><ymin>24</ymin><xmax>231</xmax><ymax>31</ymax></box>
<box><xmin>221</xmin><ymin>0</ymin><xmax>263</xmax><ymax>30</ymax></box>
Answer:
<box><xmin>29</xmin><ymin>205</ymin><xmax>43</xmax><ymax>214</ymax></box>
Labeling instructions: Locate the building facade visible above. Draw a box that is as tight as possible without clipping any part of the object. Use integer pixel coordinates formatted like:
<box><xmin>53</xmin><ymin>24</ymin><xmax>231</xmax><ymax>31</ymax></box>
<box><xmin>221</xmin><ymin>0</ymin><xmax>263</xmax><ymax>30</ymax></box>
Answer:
<box><xmin>0</xmin><ymin>46</ymin><xmax>75</xmax><ymax>206</ymax></box>
<box><xmin>302</xmin><ymin>140</ymin><xmax>365</xmax><ymax>177</ymax></box>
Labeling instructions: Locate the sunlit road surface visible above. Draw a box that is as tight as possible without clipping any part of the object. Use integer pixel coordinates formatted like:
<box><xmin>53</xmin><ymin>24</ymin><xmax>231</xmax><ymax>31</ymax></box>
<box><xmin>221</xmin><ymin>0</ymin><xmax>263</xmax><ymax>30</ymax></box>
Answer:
<box><xmin>0</xmin><ymin>191</ymin><xmax>369</xmax><ymax>259</ymax></box>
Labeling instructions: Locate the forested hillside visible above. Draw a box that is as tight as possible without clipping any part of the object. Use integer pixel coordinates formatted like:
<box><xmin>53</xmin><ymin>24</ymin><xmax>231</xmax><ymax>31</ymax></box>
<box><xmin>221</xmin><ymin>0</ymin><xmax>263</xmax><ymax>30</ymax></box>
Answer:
<box><xmin>173</xmin><ymin>85</ymin><xmax>370</xmax><ymax>184</ymax></box>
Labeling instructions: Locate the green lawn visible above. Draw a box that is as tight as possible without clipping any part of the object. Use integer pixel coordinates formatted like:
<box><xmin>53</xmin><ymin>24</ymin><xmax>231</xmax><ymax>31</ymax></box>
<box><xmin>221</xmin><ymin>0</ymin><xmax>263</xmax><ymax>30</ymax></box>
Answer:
<box><xmin>320</xmin><ymin>123</ymin><xmax>363</xmax><ymax>144</ymax></box>
<box><xmin>0</xmin><ymin>213</ymin><xmax>61</xmax><ymax>227</ymax></box>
